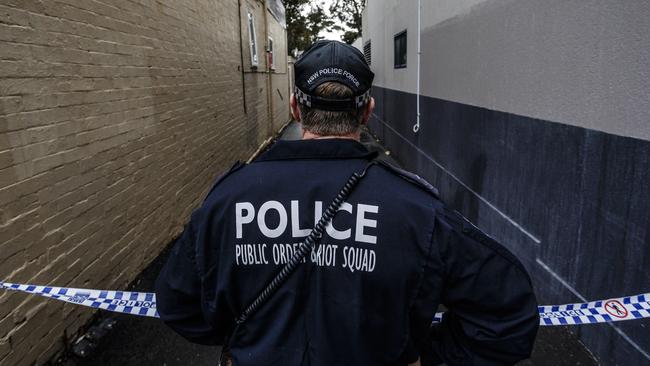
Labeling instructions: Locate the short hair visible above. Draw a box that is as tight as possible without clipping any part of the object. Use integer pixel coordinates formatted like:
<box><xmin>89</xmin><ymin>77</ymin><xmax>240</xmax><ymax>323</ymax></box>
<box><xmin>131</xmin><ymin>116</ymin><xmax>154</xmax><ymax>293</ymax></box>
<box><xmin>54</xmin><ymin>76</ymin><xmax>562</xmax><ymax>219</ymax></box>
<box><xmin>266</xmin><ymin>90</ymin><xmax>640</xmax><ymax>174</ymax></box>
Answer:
<box><xmin>298</xmin><ymin>82</ymin><xmax>366</xmax><ymax>136</ymax></box>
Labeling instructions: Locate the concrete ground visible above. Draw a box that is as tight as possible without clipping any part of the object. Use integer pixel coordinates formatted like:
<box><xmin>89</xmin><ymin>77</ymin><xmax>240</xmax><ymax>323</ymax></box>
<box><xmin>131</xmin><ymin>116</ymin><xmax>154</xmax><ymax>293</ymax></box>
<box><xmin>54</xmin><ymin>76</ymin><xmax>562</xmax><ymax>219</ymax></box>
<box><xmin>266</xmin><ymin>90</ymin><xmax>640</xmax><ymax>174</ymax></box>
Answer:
<box><xmin>55</xmin><ymin>123</ymin><xmax>599</xmax><ymax>366</ymax></box>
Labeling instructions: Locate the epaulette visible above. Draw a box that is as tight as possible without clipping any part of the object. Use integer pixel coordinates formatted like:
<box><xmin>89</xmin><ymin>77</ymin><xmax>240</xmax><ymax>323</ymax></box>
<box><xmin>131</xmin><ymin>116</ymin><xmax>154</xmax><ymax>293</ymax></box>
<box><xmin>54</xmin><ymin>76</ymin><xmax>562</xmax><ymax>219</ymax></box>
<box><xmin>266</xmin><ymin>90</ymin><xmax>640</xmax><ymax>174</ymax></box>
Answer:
<box><xmin>375</xmin><ymin>160</ymin><xmax>439</xmax><ymax>198</ymax></box>
<box><xmin>204</xmin><ymin>161</ymin><xmax>246</xmax><ymax>200</ymax></box>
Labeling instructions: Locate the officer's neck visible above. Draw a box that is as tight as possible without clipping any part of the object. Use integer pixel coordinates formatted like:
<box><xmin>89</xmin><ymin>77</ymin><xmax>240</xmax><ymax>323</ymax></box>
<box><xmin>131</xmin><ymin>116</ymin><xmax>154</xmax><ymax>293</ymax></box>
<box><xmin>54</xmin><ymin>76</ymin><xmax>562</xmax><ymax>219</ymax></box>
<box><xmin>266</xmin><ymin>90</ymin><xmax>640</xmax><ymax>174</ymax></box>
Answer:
<box><xmin>302</xmin><ymin>130</ymin><xmax>361</xmax><ymax>141</ymax></box>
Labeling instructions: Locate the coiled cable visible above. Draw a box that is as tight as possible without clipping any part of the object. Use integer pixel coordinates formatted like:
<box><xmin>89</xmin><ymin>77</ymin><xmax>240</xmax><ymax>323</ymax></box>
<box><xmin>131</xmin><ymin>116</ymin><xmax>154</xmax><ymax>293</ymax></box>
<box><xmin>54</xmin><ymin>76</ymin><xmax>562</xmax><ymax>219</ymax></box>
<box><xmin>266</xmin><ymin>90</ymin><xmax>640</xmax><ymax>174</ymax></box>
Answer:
<box><xmin>218</xmin><ymin>163</ymin><xmax>375</xmax><ymax>365</ymax></box>
<box><xmin>236</xmin><ymin>166</ymin><xmax>370</xmax><ymax>324</ymax></box>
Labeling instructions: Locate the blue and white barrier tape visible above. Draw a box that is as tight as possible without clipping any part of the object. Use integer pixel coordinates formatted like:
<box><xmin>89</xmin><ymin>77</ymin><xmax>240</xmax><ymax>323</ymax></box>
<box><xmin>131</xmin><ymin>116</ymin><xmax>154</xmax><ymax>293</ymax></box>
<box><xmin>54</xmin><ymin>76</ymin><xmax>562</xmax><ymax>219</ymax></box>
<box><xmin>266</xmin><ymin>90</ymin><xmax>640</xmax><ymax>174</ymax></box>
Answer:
<box><xmin>537</xmin><ymin>293</ymin><xmax>650</xmax><ymax>326</ymax></box>
<box><xmin>1</xmin><ymin>281</ymin><xmax>649</xmax><ymax>326</ymax></box>
<box><xmin>0</xmin><ymin>282</ymin><xmax>158</xmax><ymax>318</ymax></box>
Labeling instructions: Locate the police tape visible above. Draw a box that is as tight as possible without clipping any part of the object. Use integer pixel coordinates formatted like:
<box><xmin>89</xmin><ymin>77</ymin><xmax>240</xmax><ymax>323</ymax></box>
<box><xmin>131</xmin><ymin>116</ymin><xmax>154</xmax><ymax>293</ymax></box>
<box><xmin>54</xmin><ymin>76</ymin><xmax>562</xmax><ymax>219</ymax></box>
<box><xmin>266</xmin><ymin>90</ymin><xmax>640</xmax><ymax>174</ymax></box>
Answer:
<box><xmin>536</xmin><ymin>293</ymin><xmax>650</xmax><ymax>326</ymax></box>
<box><xmin>0</xmin><ymin>282</ymin><xmax>158</xmax><ymax>318</ymax></box>
<box><xmin>1</xmin><ymin>281</ymin><xmax>649</xmax><ymax>326</ymax></box>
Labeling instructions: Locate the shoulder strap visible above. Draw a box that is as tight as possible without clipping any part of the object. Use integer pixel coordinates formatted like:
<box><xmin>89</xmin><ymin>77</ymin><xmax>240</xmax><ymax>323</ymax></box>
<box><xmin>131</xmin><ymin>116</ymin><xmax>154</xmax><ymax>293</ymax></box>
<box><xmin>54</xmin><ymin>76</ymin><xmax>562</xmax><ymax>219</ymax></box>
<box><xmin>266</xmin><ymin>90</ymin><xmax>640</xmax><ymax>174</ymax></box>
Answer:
<box><xmin>375</xmin><ymin>159</ymin><xmax>440</xmax><ymax>198</ymax></box>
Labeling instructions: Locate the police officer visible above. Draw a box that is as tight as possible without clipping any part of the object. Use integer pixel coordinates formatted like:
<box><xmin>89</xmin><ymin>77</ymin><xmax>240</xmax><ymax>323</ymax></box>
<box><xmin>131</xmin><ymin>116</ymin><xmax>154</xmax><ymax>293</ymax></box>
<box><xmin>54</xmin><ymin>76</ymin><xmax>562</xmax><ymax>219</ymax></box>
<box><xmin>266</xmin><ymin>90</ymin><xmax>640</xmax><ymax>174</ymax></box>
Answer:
<box><xmin>155</xmin><ymin>40</ymin><xmax>539</xmax><ymax>365</ymax></box>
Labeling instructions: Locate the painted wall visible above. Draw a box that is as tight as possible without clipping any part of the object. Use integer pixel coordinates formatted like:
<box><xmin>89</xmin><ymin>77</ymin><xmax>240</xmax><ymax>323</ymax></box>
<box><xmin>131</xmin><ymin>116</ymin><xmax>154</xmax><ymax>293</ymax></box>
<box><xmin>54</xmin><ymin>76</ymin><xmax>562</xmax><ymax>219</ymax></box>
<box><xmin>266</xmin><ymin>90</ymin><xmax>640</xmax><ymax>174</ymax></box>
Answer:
<box><xmin>268</xmin><ymin>17</ymin><xmax>291</xmax><ymax>132</ymax></box>
<box><xmin>240</xmin><ymin>0</ymin><xmax>291</xmax><ymax>138</ymax></box>
<box><xmin>367</xmin><ymin>0</ymin><xmax>650</xmax><ymax>140</ymax></box>
<box><xmin>364</xmin><ymin>0</ymin><xmax>650</xmax><ymax>364</ymax></box>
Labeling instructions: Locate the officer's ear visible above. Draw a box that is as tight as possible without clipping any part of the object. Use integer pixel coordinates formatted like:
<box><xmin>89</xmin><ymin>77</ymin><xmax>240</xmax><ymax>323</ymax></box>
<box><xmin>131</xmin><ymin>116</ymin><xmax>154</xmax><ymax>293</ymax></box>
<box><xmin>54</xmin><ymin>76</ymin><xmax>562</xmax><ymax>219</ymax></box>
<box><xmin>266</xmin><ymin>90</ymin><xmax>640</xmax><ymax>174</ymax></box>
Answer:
<box><xmin>290</xmin><ymin>94</ymin><xmax>301</xmax><ymax>122</ymax></box>
<box><xmin>361</xmin><ymin>97</ymin><xmax>375</xmax><ymax>125</ymax></box>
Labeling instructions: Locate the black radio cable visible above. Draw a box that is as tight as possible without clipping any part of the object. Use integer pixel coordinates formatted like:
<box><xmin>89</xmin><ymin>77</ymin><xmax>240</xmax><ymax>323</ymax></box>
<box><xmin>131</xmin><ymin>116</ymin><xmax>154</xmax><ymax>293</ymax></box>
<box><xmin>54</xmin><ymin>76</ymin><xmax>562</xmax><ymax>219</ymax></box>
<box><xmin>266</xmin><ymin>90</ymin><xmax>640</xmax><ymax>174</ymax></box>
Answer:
<box><xmin>236</xmin><ymin>165</ymin><xmax>371</xmax><ymax>324</ymax></box>
<box><xmin>219</xmin><ymin>163</ymin><xmax>374</xmax><ymax>365</ymax></box>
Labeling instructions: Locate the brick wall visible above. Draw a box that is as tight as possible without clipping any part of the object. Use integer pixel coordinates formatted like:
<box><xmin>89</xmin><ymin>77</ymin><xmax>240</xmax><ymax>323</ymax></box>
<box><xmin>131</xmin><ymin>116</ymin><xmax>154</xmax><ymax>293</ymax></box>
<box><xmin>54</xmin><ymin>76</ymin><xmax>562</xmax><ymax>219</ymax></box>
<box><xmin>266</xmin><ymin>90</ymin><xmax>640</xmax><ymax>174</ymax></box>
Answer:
<box><xmin>0</xmin><ymin>0</ymin><xmax>289</xmax><ymax>364</ymax></box>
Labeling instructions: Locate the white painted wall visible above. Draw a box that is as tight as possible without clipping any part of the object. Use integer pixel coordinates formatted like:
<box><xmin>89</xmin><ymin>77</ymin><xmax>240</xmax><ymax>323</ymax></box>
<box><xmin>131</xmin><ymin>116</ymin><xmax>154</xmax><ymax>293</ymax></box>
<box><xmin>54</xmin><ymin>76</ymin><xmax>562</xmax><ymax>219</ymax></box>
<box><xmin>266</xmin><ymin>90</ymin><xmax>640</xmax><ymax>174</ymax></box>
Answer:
<box><xmin>364</xmin><ymin>0</ymin><xmax>650</xmax><ymax>140</ymax></box>
<box><xmin>365</xmin><ymin>0</ymin><xmax>419</xmax><ymax>93</ymax></box>
<box><xmin>351</xmin><ymin>37</ymin><xmax>363</xmax><ymax>51</ymax></box>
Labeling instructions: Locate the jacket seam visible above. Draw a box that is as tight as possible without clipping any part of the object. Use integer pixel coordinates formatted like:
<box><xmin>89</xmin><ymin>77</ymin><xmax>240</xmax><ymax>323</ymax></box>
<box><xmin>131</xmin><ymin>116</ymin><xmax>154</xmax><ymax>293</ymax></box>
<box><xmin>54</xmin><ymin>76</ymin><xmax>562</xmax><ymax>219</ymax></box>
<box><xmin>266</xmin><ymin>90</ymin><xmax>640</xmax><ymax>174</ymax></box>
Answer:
<box><xmin>445</xmin><ymin>209</ymin><xmax>532</xmax><ymax>284</ymax></box>
<box><xmin>402</xmin><ymin>198</ymin><xmax>439</xmax><ymax>361</ymax></box>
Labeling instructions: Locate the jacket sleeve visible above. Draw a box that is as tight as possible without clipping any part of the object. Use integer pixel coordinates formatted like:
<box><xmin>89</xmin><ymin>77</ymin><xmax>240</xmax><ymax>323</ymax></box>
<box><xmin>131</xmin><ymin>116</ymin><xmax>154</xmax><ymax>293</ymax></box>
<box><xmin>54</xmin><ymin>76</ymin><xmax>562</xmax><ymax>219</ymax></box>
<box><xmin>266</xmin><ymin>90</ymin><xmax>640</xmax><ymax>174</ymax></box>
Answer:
<box><xmin>154</xmin><ymin>213</ymin><xmax>219</xmax><ymax>345</ymax></box>
<box><xmin>429</xmin><ymin>208</ymin><xmax>539</xmax><ymax>365</ymax></box>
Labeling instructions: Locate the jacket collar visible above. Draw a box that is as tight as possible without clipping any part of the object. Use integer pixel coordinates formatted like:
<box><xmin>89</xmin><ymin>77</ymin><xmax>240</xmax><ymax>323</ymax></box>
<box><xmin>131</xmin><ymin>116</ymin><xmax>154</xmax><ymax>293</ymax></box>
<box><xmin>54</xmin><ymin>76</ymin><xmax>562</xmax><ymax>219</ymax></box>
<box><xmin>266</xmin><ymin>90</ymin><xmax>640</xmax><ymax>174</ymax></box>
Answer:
<box><xmin>255</xmin><ymin>139</ymin><xmax>378</xmax><ymax>162</ymax></box>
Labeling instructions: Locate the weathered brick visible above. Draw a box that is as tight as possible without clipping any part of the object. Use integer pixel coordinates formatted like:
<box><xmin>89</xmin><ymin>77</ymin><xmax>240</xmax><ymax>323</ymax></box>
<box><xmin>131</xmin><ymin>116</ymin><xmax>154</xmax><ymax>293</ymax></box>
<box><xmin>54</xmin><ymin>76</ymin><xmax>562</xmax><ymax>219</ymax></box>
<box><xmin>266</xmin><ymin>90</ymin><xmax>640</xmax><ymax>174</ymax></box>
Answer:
<box><xmin>5</xmin><ymin>303</ymin><xmax>49</xmax><ymax>348</ymax></box>
<box><xmin>0</xmin><ymin>0</ymin><xmax>289</xmax><ymax>364</ymax></box>
<box><xmin>0</xmin><ymin>314</ymin><xmax>14</xmax><ymax>339</ymax></box>
<box><xmin>34</xmin><ymin>338</ymin><xmax>63</xmax><ymax>366</ymax></box>
<box><xmin>0</xmin><ymin>337</ymin><xmax>9</xmax><ymax>362</ymax></box>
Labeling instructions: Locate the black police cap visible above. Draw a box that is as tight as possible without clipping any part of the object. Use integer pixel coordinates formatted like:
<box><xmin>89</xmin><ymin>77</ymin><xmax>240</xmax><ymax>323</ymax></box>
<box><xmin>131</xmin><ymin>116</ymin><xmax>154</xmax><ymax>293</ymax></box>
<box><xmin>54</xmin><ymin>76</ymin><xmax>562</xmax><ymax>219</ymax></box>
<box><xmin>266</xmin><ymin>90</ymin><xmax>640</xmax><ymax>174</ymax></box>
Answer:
<box><xmin>294</xmin><ymin>40</ymin><xmax>375</xmax><ymax>111</ymax></box>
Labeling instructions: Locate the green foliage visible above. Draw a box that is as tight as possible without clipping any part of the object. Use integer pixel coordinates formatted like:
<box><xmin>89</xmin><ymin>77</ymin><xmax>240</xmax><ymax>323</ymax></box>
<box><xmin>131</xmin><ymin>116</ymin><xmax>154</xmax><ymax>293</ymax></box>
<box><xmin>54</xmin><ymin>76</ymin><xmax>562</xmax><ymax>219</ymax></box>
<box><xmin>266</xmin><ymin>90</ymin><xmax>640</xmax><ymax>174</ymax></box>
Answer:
<box><xmin>283</xmin><ymin>0</ymin><xmax>334</xmax><ymax>55</ymax></box>
<box><xmin>341</xmin><ymin>30</ymin><xmax>359</xmax><ymax>45</ymax></box>
<box><xmin>329</xmin><ymin>0</ymin><xmax>365</xmax><ymax>44</ymax></box>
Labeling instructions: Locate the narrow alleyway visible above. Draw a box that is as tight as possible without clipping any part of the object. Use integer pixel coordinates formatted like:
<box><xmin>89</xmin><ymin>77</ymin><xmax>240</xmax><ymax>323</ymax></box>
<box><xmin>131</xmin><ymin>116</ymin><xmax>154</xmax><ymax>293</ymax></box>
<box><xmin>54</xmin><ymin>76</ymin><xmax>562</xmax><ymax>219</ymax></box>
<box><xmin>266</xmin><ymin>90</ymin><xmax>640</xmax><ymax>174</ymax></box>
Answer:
<box><xmin>58</xmin><ymin>123</ymin><xmax>597</xmax><ymax>366</ymax></box>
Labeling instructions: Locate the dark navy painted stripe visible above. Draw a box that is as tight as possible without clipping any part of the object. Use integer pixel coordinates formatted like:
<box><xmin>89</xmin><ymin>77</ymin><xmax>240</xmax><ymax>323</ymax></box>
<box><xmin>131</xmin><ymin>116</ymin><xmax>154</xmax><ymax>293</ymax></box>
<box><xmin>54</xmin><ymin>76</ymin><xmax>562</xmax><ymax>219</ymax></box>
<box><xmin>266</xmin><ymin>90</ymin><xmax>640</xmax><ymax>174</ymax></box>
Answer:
<box><xmin>369</xmin><ymin>85</ymin><xmax>650</xmax><ymax>366</ymax></box>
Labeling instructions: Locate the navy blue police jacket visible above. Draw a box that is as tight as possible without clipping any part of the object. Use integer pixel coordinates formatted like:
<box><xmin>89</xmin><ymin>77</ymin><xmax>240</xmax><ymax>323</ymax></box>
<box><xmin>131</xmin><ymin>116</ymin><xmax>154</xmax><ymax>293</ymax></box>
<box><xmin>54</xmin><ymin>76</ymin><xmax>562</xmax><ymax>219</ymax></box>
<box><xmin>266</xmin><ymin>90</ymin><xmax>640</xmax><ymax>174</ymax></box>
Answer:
<box><xmin>155</xmin><ymin>138</ymin><xmax>539</xmax><ymax>366</ymax></box>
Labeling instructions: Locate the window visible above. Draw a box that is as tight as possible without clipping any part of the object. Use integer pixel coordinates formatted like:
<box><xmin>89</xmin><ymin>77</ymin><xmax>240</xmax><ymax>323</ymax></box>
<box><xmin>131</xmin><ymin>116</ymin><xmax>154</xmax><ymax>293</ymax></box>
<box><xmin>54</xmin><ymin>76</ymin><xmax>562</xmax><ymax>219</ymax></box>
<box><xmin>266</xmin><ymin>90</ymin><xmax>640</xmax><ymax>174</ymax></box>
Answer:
<box><xmin>247</xmin><ymin>12</ymin><xmax>259</xmax><ymax>67</ymax></box>
<box><xmin>268</xmin><ymin>37</ymin><xmax>275</xmax><ymax>70</ymax></box>
<box><xmin>363</xmin><ymin>40</ymin><xmax>371</xmax><ymax>65</ymax></box>
<box><xmin>394</xmin><ymin>30</ymin><xmax>407</xmax><ymax>69</ymax></box>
